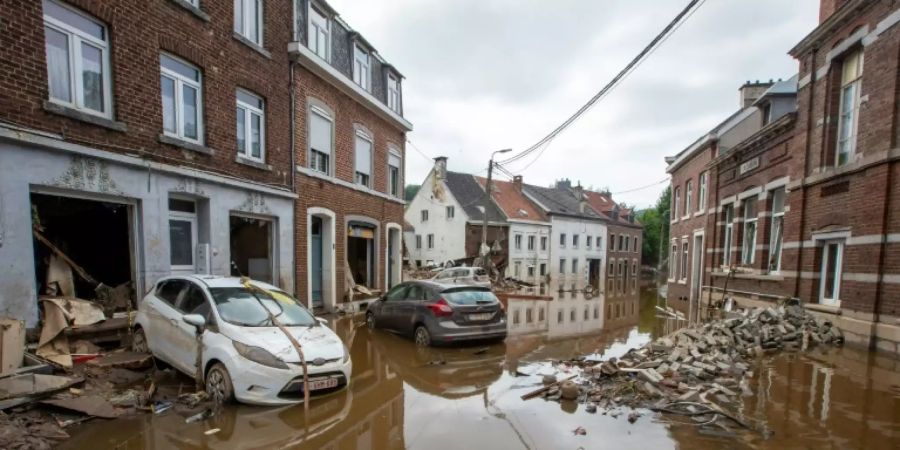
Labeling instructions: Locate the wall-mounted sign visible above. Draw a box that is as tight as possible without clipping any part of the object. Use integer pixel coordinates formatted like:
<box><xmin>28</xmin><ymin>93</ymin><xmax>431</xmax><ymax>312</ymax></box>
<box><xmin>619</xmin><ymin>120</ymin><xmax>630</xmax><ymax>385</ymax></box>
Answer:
<box><xmin>739</xmin><ymin>157</ymin><xmax>760</xmax><ymax>175</ymax></box>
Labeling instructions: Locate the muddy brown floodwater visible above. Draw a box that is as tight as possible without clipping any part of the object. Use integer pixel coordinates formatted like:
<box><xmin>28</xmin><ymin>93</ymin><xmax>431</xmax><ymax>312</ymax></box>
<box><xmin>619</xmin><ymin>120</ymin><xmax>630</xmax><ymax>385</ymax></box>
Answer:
<box><xmin>61</xmin><ymin>282</ymin><xmax>900</xmax><ymax>449</ymax></box>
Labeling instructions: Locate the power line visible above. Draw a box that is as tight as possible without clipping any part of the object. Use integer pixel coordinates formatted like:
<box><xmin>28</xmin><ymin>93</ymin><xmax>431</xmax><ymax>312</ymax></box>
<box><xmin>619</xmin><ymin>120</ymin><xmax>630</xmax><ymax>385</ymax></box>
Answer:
<box><xmin>406</xmin><ymin>138</ymin><xmax>434</xmax><ymax>163</ymax></box>
<box><xmin>610</xmin><ymin>177</ymin><xmax>669</xmax><ymax>195</ymax></box>
<box><xmin>498</xmin><ymin>0</ymin><xmax>705</xmax><ymax>169</ymax></box>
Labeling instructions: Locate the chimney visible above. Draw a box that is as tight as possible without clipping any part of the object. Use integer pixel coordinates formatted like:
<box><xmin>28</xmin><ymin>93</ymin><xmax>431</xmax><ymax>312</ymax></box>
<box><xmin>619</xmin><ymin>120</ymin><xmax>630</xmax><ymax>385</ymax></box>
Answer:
<box><xmin>555</xmin><ymin>178</ymin><xmax>572</xmax><ymax>190</ymax></box>
<box><xmin>739</xmin><ymin>80</ymin><xmax>773</xmax><ymax>109</ymax></box>
<box><xmin>611</xmin><ymin>205</ymin><xmax>620</xmax><ymax>221</ymax></box>
<box><xmin>512</xmin><ymin>175</ymin><xmax>523</xmax><ymax>192</ymax></box>
<box><xmin>574</xmin><ymin>183</ymin><xmax>587</xmax><ymax>213</ymax></box>
<box><xmin>818</xmin><ymin>0</ymin><xmax>843</xmax><ymax>23</ymax></box>
<box><xmin>433</xmin><ymin>156</ymin><xmax>447</xmax><ymax>180</ymax></box>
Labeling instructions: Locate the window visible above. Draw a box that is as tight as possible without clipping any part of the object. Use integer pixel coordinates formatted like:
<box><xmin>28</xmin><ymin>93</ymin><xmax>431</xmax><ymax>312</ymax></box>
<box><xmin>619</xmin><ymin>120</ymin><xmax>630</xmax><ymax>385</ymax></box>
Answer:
<box><xmin>698</xmin><ymin>172</ymin><xmax>708</xmax><ymax>214</ymax></box>
<box><xmin>632</xmin><ymin>260</ymin><xmax>637</xmax><ymax>276</ymax></box>
<box><xmin>308</xmin><ymin>105</ymin><xmax>333</xmax><ymax>174</ymax></box>
<box><xmin>819</xmin><ymin>240</ymin><xmax>844</xmax><ymax>306</ymax></box>
<box><xmin>573</xmin><ymin>234</ymin><xmax>579</xmax><ymax>248</ymax></box>
<box><xmin>596</xmin><ymin>236</ymin><xmax>602</xmax><ymax>251</ymax></box>
<box><xmin>234</xmin><ymin>0</ymin><xmax>263</xmax><ymax>46</ymax></box>
<box><xmin>540</xmin><ymin>236</ymin><xmax>547</xmax><ymax>251</ymax></box>
<box><xmin>539</xmin><ymin>263</ymin><xmax>546</xmax><ymax>276</ymax></box>
<box><xmin>618</xmin><ymin>260</ymin><xmax>624</xmax><ymax>276</ymax></box>
<box><xmin>633</xmin><ymin>237</ymin><xmax>638</xmax><ymax>253</ymax></box>
<box><xmin>415</xmin><ymin>235</ymin><xmax>421</xmax><ymax>249</ymax></box>
<box><xmin>610</xmin><ymin>234</ymin><xmax>616</xmax><ymax>251</ymax></box>
<box><xmin>427</xmin><ymin>234</ymin><xmax>434</xmax><ymax>249</ymax></box>
<box><xmin>387</xmin><ymin>72</ymin><xmax>401</xmax><ymax>113</ymax></box>
<box><xmin>723</xmin><ymin>204</ymin><xmax>734</xmax><ymax>266</ymax></box>
<box><xmin>836</xmin><ymin>49</ymin><xmax>863</xmax><ymax>167</ymax></box>
<box><xmin>354</xmin><ymin>130</ymin><xmax>373</xmax><ymax>187</ymax></box>
<box><xmin>623</xmin><ymin>237</ymin><xmax>629</xmax><ymax>252</ymax></box>
<box><xmin>571</xmin><ymin>259</ymin><xmax>578</xmax><ymax>274</ymax></box>
<box><xmin>685</xmin><ymin>180</ymin><xmax>693</xmax><ymax>216</ymax></box>
<box><xmin>168</xmin><ymin>198</ymin><xmax>197</xmax><ymax>270</ymax></box>
<box><xmin>586</xmin><ymin>236</ymin><xmax>592</xmax><ymax>248</ymax></box>
<box><xmin>673</xmin><ymin>188</ymin><xmax>681</xmax><ymax>220</ymax></box>
<box><xmin>741</xmin><ymin>196</ymin><xmax>758</xmax><ymax>265</ymax></box>
<box><xmin>570</xmin><ymin>309</ymin><xmax>576</xmax><ymax>322</ymax></box>
<box><xmin>514</xmin><ymin>234</ymin><xmax>522</xmax><ymax>250</ymax></box>
<box><xmin>680</xmin><ymin>240</ymin><xmax>688</xmax><ymax>281</ymax></box>
<box><xmin>514</xmin><ymin>261</ymin><xmax>521</xmax><ymax>278</ymax></box>
<box><xmin>513</xmin><ymin>310</ymin><xmax>520</xmax><ymax>325</ymax></box>
<box><xmin>768</xmin><ymin>188</ymin><xmax>785</xmax><ymax>273</ymax></box>
<box><xmin>388</xmin><ymin>148</ymin><xmax>402</xmax><ymax>197</ymax></box>
<box><xmin>539</xmin><ymin>307</ymin><xmax>545</xmax><ymax>322</ymax></box>
<box><xmin>236</xmin><ymin>90</ymin><xmax>264</xmax><ymax>161</ymax></box>
<box><xmin>353</xmin><ymin>43</ymin><xmax>370</xmax><ymax>91</ymax></box>
<box><xmin>160</xmin><ymin>54</ymin><xmax>203</xmax><ymax>143</ymax></box>
<box><xmin>619</xmin><ymin>235</ymin><xmax>624</xmax><ymax>252</ymax></box>
<box><xmin>559</xmin><ymin>233</ymin><xmax>566</xmax><ymax>247</ymax></box>
<box><xmin>559</xmin><ymin>259</ymin><xmax>566</xmax><ymax>274</ymax></box>
<box><xmin>525</xmin><ymin>308</ymin><xmax>532</xmax><ymax>323</ymax></box>
<box><xmin>584</xmin><ymin>307</ymin><xmax>589</xmax><ymax>321</ymax></box>
<box><xmin>307</xmin><ymin>4</ymin><xmax>329</xmax><ymax>60</ymax></box>
<box><xmin>43</xmin><ymin>0</ymin><xmax>111</xmax><ymax>117</ymax></box>
<box><xmin>557</xmin><ymin>309</ymin><xmax>563</xmax><ymax>324</ymax></box>
<box><xmin>527</xmin><ymin>265</ymin><xmax>535</xmax><ymax>277</ymax></box>
<box><xmin>608</xmin><ymin>259</ymin><xmax>615</xmax><ymax>276</ymax></box>
<box><xmin>421</xmin><ymin>210</ymin><xmax>428</xmax><ymax>222</ymax></box>
<box><xmin>445</xmin><ymin>205</ymin><xmax>454</xmax><ymax>219</ymax></box>
<box><xmin>669</xmin><ymin>241</ymin><xmax>677</xmax><ymax>279</ymax></box>
<box><xmin>527</xmin><ymin>235</ymin><xmax>535</xmax><ymax>251</ymax></box>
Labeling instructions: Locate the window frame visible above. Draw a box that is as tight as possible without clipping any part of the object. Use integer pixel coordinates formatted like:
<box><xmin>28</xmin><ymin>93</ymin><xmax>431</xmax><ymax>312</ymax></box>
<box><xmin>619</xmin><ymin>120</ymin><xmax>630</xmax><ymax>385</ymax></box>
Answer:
<box><xmin>160</xmin><ymin>53</ymin><xmax>204</xmax><ymax>144</ymax></box>
<box><xmin>685</xmin><ymin>180</ymin><xmax>693</xmax><ymax>217</ymax></box>
<box><xmin>306</xmin><ymin>2</ymin><xmax>330</xmax><ymax>61</ymax></box>
<box><xmin>679</xmin><ymin>240</ymin><xmax>688</xmax><ymax>282</ymax></box>
<box><xmin>236</xmin><ymin>89</ymin><xmax>265</xmax><ymax>162</ymax></box>
<box><xmin>527</xmin><ymin>235</ymin><xmax>535</xmax><ymax>251</ymax></box>
<box><xmin>415</xmin><ymin>234</ymin><xmax>421</xmax><ymax>249</ymax></box>
<box><xmin>352</xmin><ymin>43</ymin><xmax>370</xmax><ymax>91</ymax></box>
<box><xmin>610</xmin><ymin>234</ymin><xmax>616</xmax><ymax>251</ymax></box>
<box><xmin>514</xmin><ymin>234</ymin><xmax>522</xmax><ymax>250</ymax></box>
<box><xmin>387</xmin><ymin>72</ymin><xmax>401</xmax><ymax>113</ymax></box>
<box><xmin>559</xmin><ymin>258</ymin><xmax>565</xmax><ymax>275</ymax></box>
<box><xmin>445</xmin><ymin>206</ymin><xmax>454</xmax><ymax>219</ymax></box>
<box><xmin>673</xmin><ymin>187</ymin><xmax>681</xmax><ymax>220</ymax></box>
<box><xmin>43</xmin><ymin>0</ymin><xmax>113</xmax><ymax>119</ymax></box>
<box><xmin>741</xmin><ymin>196</ymin><xmax>758</xmax><ymax>265</ymax></box>
<box><xmin>421</xmin><ymin>210</ymin><xmax>428</xmax><ymax>222</ymax></box>
<box><xmin>572</xmin><ymin>234</ymin><xmax>579</xmax><ymax>249</ymax></box>
<box><xmin>586</xmin><ymin>235</ymin><xmax>592</xmax><ymax>248</ymax></box>
<box><xmin>669</xmin><ymin>240</ymin><xmax>678</xmax><ymax>280</ymax></box>
<box><xmin>427</xmin><ymin>234</ymin><xmax>434</xmax><ymax>249</ymax></box>
<box><xmin>559</xmin><ymin>233</ymin><xmax>566</xmax><ymax>248</ymax></box>
<box><xmin>835</xmin><ymin>49</ymin><xmax>863</xmax><ymax>167</ymax></box>
<box><xmin>168</xmin><ymin>197</ymin><xmax>198</xmax><ymax>271</ymax></box>
<box><xmin>234</xmin><ymin>0</ymin><xmax>264</xmax><ymax>46</ymax></box>
<box><xmin>723</xmin><ymin>204</ymin><xmax>734</xmax><ymax>267</ymax></box>
<box><xmin>540</xmin><ymin>236</ymin><xmax>547</xmax><ymax>251</ymax></box>
<box><xmin>818</xmin><ymin>240</ymin><xmax>844</xmax><ymax>306</ymax></box>
<box><xmin>698</xmin><ymin>172</ymin><xmax>708</xmax><ymax>214</ymax></box>
<box><xmin>388</xmin><ymin>146</ymin><xmax>402</xmax><ymax>197</ymax></box>
<box><xmin>308</xmin><ymin>104</ymin><xmax>334</xmax><ymax>175</ymax></box>
<box><xmin>768</xmin><ymin>188</ymin><xmax>786</xmax><ymax>273</ymax></box>
<box><xmin>353</xmin><ymin>128</ymin><xmax>374</xmax><ymax>187</ymax></box>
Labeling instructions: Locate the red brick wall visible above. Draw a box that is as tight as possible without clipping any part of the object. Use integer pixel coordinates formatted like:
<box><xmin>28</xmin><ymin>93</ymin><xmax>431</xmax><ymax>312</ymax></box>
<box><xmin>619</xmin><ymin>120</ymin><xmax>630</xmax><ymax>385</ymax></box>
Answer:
<box><xmin>0</xmin><ymin>0</ymin><xmax>295</xmax><ymax>187</ymax></box>
<box><xmin>607</xmin><ymin>222</ymin><xmax>642</xmax><ymax>276</ymax></box>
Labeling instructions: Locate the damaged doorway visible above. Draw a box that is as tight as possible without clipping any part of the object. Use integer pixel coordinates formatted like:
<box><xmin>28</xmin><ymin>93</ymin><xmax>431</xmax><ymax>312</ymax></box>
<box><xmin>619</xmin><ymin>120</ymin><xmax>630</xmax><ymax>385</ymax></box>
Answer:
<box><xmin>347</xmin><ymin>223</ymin><xmax>376</xmax><ymax>290</ymax></box>
<box><xmin>30</xmin><ymin>192</ymin><xmax>137</xmax><ymax>310</ymax></box>
<box><xmin>588</xmin><ymin>259</ymin><xmax>601</xmax><ymax>291</ymax></box>
<box><xmin>229</xmin><ymin>215</ymin><xmax>274</xmax><ymax>284</ymax></box>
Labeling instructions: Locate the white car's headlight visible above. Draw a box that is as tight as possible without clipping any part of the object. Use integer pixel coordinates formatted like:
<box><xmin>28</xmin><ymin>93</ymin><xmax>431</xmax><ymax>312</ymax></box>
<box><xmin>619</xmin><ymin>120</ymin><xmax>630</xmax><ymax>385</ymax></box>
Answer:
<box><xmin>342</xmin><ymin>344</ymin><xmax>351</xmax><ymax>364</ymax></box>
<box><xmin>233</xmin><ymin>340</ymin><xmax>289</xmax><ymax>370</ymax></box>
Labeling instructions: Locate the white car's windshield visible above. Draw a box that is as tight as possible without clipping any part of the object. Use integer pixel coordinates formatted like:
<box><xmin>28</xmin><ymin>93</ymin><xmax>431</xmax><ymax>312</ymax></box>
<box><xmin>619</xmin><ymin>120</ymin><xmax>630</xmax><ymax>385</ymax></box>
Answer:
<box><xmin>209</xmin><ymin>287</ymin><xmax>317</xmax><ymax>327</ymax></box>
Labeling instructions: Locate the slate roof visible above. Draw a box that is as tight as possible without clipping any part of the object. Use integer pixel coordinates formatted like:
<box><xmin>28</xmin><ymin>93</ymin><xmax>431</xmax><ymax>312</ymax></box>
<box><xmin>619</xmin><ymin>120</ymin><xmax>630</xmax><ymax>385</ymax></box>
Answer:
<box><xmin>473</xmin><ymin>177</ymin><xmax>548</xmax><ymax>222</ymax></box>
<box><xmin>522</xmin><ymin>184</ymin><xmax>605</xmax><ymax>220</ymax></box>
<box><xmin>583</xmin><ymin>190</ymin><xmax>642</xmax><ymax>228</ymax></box>
<box><xmin>444</xmin><ymin>171</ymin><xmax>506</xmax><ymax>223</ymax></box>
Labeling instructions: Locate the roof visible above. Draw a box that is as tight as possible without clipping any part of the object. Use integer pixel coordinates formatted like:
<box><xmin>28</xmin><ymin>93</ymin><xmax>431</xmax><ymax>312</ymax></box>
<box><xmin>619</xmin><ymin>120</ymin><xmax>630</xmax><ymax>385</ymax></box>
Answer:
<box><xmin>582</xmin><ymin>190</ymin><xmax>643</xmax><ymax>228</ymax></box>
<box><xmin>403</xmin><ymin>220</ymin><xmax>415</xmax><ymax>232</ymax></box>
<box><xmin>754</xmin><ymin>74</ymin><xmax>799</xmax><ymax>105</ymax></box>
<box><xmin>665</xmin><ymin>106</ymin><xmax>758</xmax><ymax>173</ymax></box>
<box><xmin>522</xmin><ymin>184</ymin><xmax>605</xmax><ymax>220</ymax></box>
<box><xmin>473</xmin><ymin>177</ymin><xmax>548</xmax><ymax>222</ymax></box>
<box><xmin>444</xmin><ymin>171</ymin><xmax>506</xmax><ymax>223</ymax></box>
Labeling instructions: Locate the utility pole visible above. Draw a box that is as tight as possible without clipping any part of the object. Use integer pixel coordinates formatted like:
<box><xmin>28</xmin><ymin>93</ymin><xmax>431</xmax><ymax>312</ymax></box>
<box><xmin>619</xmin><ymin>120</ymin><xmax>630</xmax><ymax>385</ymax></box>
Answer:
<box><xmin>480</xmin><ymin>149</ymin><xmax>512</xmax><ymax>269</ymax></box>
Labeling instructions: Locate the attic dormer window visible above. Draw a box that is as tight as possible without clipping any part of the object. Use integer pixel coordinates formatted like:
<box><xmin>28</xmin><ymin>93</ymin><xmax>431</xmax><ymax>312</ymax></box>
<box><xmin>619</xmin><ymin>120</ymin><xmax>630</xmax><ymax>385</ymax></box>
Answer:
<box><xmin>307</xmin><ymin>4</ymin><xmax>330</xmax><ymax>61</ymax></box>
<box><xmin>353</xmin><ymin>43</ymin><xmax>370</xmax><ymax>91</ymax></box>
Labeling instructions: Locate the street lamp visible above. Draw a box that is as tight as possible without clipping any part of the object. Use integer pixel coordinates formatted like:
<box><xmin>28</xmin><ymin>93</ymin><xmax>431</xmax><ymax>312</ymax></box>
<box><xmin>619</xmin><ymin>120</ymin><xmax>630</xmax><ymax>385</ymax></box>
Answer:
<box><xmin>480</xmin><ymin>149</ymin><xmax>513</xmax><ymax>266</ymax></box>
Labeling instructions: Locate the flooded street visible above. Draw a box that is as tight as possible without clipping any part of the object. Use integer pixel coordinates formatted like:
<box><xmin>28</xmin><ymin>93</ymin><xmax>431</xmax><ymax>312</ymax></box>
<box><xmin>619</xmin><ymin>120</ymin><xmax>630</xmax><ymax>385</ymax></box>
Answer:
<box><xmin>61</xmin><ymin>283</ymin><xmax>900</xmax><ymax>449</ymax></box>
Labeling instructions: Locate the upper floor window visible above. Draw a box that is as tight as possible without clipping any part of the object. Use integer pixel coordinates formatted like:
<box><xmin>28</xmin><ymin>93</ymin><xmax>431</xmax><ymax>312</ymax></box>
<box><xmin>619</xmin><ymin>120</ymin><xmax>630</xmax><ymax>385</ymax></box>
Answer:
<box><xmin>354</xmin><ymin>129</ymin><xmax>373</xmax><ymax>187</ymax></box>
<box><xmin>618</xmin><ymin>235</ymin><xmax>624</xmax><ymax>252</ymax></box>
<box><xmin>610</xmin><ymin>234</ymin><xmax>616</xmax><ymax>251</ymax></box>
<box><xmin>698</xmin><ymin>172</ymin><xmax>708</xmax><ymax>214</ymax></box>
<box><xmin>388</xmin><ymin>148</ymin><xmax>402</xmax><ymax>197</ymax></box>
<box><xmin>353</xmin><ymin>43</ymin><xmax>370</xmax><ymax>91</ymax></box>
<box><xmin>308</xmin><ymin>105</ymin><xmax>333</xmax><ymax>174</ymax></box>
<box><xmin>571</xmin><ymin>259</ymin><xmax>578</xmax><ymax>274</ymax></box>
<box><xmin>160</xmin><ymin>53</ymin><xmax>203</xmax><ymax>144</ymax></box>
<box><xmin>236</xmin><ymin>89</ymin><xmax>264</xmax><ymax>162</ymax></box>
<box><xmin>43</xmin><ymin>0</ymin><xmax>111</xmax><ymax>118</ymax></box>
<box><xmin>586</xmin><ymin>236</ymin><xmax>592</xmax><ymax>248</ymax></box>
<box><xmin>768</xmin><ymin>188</ymin><xmax>786</xmax><ymax>273</ymax></box>
<box><xmin>527</xmin><ymin>235</ymin><xmax>535</xmax><ymax>251</ymax></box>
<box><xmin>741</xmin><ymin>196</ymin><xmax>758</xmax><ymax>265</ymax></box>
<box><xmin>234</xmin><ymin>0</ymin><xmax>263</xmax><ymax>46</ymax></box>
<box><xmin>540</xmin><ymin>236</ymin><xmax>547</xmax><ymax>251</ymax></box>
<box><xmin>669</xmin><ymin>241</ymin><xmax>678</xmax><ymax>280</ymax></box>
<box><xmin>559</xmin><ymin>258</ymin><xmax>566</xmax><ymax>274</ymax></box>
<box><xmin>307</xmin><ymin>4</ymin><xmax>329</xmax><ymax>60</ymax></box>
<box><xmin>387</xmin><ymin>73</ymin><xmax>401</xmax><ymax>113</ymax></box>
<box><xmin>596</xmin><ymin>236</ymin><xmax>602</xmax><ymax>251</ymax></box>
<box><xmin>633</xmin><ymin>236</ymin><xmax>638</xmax><ymax>253</ymax></box>
<box><xmin>673</xmin><ymin>187</ymin><xmax>681</xmax><ymax>220</ymax></box>
<box><xmin>427</xmin><ymin>234</ymin><xmax>434</xmax><ymax>249</ymax></box>
<box><xmin>572</xmin><ymin>234</ymin><xmax>579</xmax><ymax>248</ymax></box>
<box><xmin>679</xmin><ymin>241</ymin><xmax>688</xmax><ymax>281</ymax></box>
<box><xmin>420</xmin><ymin>210</ymin><xmax>428</xmax><ymax>222</ymax></box>
<box><xmin>723</xmin><ymin>204</ymin><xmax>734</xmax><ymax>266</ymax></box>
<box><xmin>559</xmin><ymin>233</ymin><xmax>566</xmax><ymax>247</ymax></box>
<box><xmin>415</xmin><ymin>235</ymin><xmax>422</xmax><ymax>249</ymax></box>
<box><xmin>514</xmin><ymin>234</ymin><xmax>522</xmax><ymax>250</ymax></box>
<box><xmin>836</xmin><ymin>49</ymin><xmax>863</xmax><ymax>166</ymax></box>
<box><xmin>685</xmin><ymin>180</ymin><xmax>693</xmax><ymax>216</ymax></box>
<box><xmin>445</xmin><ymin>206</ymin><xmax>454</xmax><ymax>219</ymax></box>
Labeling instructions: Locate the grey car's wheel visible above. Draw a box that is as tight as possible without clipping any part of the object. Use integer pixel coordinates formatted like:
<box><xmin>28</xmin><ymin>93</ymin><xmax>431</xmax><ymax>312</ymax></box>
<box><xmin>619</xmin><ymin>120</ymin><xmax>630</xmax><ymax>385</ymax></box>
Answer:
<box><xmin>206</xmin><ymin>362</ymin><xmax>235</xmax><ymax>404</ymax></box>
<box><xmin>131</xmin><ymin>328</ymin><xmax>148</xmax><ymax>353</ymax></box>
<box><xmin>366</xmin><ymin>312</ymin><xmax>376</xmax><ymax>330</ymax></box>
<box><xmin>414</xmin><ymin>325</ymin><xmax>431</xmax><ymax>347</ymax></box>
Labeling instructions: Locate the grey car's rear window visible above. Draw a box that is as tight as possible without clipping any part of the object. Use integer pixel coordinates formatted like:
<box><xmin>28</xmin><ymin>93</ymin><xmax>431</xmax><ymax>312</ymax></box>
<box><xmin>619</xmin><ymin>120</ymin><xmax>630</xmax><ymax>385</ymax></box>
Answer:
<box><xmin>441</xmin><ymin>289</ymin><xmax>497</xmax><ymax>305</ymax></box>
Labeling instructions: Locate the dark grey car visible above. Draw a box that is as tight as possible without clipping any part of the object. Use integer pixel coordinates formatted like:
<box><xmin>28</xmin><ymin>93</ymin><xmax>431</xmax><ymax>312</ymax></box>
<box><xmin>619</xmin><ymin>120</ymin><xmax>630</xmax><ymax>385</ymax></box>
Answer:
<box><xmin>365</xmin><ymin>281</ymin><xmax>507</xmax><ymax>346</ymax></box>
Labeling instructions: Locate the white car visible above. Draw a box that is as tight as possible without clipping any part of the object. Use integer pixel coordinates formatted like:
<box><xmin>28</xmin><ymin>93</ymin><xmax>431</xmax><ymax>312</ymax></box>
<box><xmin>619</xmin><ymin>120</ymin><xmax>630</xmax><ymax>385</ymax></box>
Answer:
<box><xmin>132</xmin><ymin>275</ymin><xmax>351</xmax><ymax>405</ymax></box>
<box><xmin>431</xmin><ymin>267</ymin><xmax>492</xmax><ymax>288</ymax></box>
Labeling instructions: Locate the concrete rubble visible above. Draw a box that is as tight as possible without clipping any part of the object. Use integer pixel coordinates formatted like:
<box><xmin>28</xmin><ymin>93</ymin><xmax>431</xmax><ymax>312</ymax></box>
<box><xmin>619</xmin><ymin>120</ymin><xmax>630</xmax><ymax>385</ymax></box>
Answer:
<box><xmin>523</xmin><ymin>301</ymin><xmax>843</xmax><ymax>435</ymax></box>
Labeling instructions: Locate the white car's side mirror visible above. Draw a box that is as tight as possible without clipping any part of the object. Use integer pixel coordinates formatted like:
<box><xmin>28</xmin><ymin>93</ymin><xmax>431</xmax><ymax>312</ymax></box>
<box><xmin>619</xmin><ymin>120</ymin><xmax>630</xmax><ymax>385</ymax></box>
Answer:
<box><xmin>183</xmin><ymin>314</ymin><xmax>207</xmax><ymax>329</ymax></box>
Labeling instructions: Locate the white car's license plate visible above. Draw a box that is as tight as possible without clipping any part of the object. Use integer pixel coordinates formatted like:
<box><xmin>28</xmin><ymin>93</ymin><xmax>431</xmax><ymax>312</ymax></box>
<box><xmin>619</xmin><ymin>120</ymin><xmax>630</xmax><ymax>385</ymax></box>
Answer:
<box><xmin>306</xmin><ymin>377</ymin><xmax>339</xmax><ymax>391</ymax></box>
<box><xmin>468</xmin><ymin>313</ymin><xmax>493</xmax><ymax>321</ymax></box>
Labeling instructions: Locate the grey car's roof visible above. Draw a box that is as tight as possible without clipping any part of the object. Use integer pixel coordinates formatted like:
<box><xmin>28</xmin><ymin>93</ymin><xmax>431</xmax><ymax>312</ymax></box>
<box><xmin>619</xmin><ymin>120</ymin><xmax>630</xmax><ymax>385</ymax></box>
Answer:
<box><xmin>444</xmin><ymin>171</ymin><xmax>506</xmax><ymax>222</ymax></box>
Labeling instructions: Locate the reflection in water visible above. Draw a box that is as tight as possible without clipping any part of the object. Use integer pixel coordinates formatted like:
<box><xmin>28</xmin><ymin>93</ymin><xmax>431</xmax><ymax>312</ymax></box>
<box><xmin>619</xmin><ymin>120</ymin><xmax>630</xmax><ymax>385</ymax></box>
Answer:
<box><xmin>62</xmin><ymin>282</ymin><xmax>900</xmax><ymax>450</ymax></box>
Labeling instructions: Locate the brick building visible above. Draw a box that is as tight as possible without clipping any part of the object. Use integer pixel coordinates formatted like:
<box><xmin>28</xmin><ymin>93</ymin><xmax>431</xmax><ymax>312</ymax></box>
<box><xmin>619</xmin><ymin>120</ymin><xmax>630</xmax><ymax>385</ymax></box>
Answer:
<box><xmin>665</xmin><ymin>0</ymin><xmax>900</xmax><ymax>352</ymax></box>
<box><xmin>582</xmin><ymin>190</ymin><xmax>643</xmax><ymax>297</ymax></box>
<box><xmin>0</xmin><ymin>0</ymin><xmax>298</xmax><ymax>326</ymax></box>
<box><xmin>290</xmin><ymin>0</ymin><xmax>412</xmax><ymax>312</ymax></box>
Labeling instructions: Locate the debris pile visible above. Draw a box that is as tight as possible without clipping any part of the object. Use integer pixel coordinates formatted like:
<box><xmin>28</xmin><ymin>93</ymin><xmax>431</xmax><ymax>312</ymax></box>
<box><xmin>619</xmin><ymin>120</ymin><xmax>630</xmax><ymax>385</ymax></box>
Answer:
<box><xmin>523</xmin><ymin>301</ymin><xmax>843</xmax><ymax>436</ymax></box>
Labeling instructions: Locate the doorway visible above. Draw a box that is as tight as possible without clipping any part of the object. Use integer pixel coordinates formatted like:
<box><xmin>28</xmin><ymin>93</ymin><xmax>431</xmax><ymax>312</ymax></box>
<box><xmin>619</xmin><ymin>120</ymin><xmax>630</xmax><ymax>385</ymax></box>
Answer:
<box><xmin>818</xmin><ymin>240</ymin><xmax>843</xmax><ymax>306</ymax></box>
<box><xmin>307</xmin><ymin>209</ymin><xmax>335</xmax><ymax>311</ymax></box>
<box><xmin>690</xmin><ymin>232</ymin><xmax>704</xmax><ymax>322</ymax></box>
<box><xmin>588</xmin><ymin>259</ymin><xmax>601</xmax><ymax>291</ymax></box>
<box><xmin>386</xmin><ymin>226</ymin><xmax>401</xmax><ymax>289</ymax></box>
<box><xmin>311</xmin><ymin>216</ymin><xmax>324</xmax><ymax>307</ymax></box>
<box><xmin>229</xmin><ymin>215</ymin><xmax>273</xmax><ymax>283</ymax></box>
<box><xmin>348</xmin><ymin>223</ymin><xmax>375</xmax><ymax>289</ymax></box>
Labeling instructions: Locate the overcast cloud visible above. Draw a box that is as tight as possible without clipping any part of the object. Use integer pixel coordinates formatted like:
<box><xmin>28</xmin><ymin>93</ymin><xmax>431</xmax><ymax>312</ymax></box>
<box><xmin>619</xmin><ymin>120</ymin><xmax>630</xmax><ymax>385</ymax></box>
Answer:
<box><xmin>327</xmin><ymin>0</ymin><xmax>819</xmax><ymax>208</ymax></box>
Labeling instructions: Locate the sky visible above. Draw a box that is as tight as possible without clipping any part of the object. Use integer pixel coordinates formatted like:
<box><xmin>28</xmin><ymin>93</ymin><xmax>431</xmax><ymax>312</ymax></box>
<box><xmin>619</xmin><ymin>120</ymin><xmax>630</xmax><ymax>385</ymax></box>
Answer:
<box><xmin>327</xmin><ymin>0</ymin><xmax>820</xmax><ymax>209</ymax></box>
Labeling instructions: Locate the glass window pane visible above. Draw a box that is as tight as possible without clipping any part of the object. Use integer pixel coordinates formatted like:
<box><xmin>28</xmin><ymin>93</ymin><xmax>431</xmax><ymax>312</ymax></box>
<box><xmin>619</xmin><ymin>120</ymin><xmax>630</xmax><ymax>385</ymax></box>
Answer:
<box><xmin>161</xmin><ymin>76</ymin><xmax>176</xmax><ymax>133</ymax></box>
<box><xmin>160</xmin><ymin>54</ymin><xmax>199</xmax><ymax>81</ymax></box>
<box><xmin>168</xmin><ymin>198</ymin><xmax>196</xmax><ymax>213</ymax></box>
<box><xmin>45</xmin><ymin>27</ymin><xmax>71</xmax><ymax>103</ymax></box>
<box><xmin>310</xmin><ymin>111</ymin><xmax>332</xmax><ymax>155</ymax></box>
<box><xmin>236</xmin><ymin>107</ymin><xmax>246</xmax><ymax>152</ymax></box>
<box><xmin>80</xmin><ymin>42</ymin><xmax>104</xmax><ymax>112</ymax></box>
<box><xmin>824</xmin><ymin>244</ymin><xmax>839</xmax><ymax>298</ymax></box>
<box><xmin>233</xmin><ymin>0</ymin><xmax>243</xmax><ymax>34</ymax></box>
<box><xmin>247</xmin><ymin>0</ymin><xmax>259</xmax><ymax>43</ymax></box>
<box><xmin>237</xmin><ymin>90</ymin><xmax>262</xmax><ymax>108</ymax></box>
<box><xmin>182</xmin><ymin>85</ymin><xmax>198</xmax><ymax>139</ymax></box>
<box><xmin>251</xmin><ymin>113</ymin><xmax>261</xmax><ymax>158</ymax></box>
<box><xmin>44</xmin><ymin>0</ymin><xmax>104</xmax><ymax>40</ymax></box>
<box><xmin>169</xmin><ymin>219</ymin><xmax>193</xmax><ymax>266</ymax></box>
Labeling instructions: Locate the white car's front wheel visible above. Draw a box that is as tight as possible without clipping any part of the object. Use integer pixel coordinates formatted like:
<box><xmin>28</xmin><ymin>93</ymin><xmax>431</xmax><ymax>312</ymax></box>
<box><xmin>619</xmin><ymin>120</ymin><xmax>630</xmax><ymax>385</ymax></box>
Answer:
<box><xmin>206</xmin><ymin>362</ymin><xmax>235</xmax><ymax>404</ymax></box>
<box><xmin>131</xmin><ymin>328</ymin><xmax>148</xmax><ymax>353</ymax></box>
